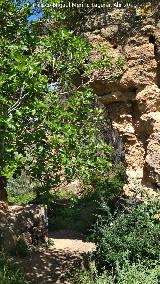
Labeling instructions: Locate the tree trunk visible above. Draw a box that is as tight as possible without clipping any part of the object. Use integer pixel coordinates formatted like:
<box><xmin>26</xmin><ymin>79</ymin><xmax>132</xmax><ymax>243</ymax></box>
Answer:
<box><xmin>0</xmin><ymin>176</ymin><xmax>8</xmax><ymax>201</ymax></box>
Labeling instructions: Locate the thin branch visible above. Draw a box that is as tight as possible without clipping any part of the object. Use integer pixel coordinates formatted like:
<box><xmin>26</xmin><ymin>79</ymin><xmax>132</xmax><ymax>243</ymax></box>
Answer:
<box><xmin>8</xmin><ymin>87</ymin><xmax>29</xmax><ymax>114</ymax></box>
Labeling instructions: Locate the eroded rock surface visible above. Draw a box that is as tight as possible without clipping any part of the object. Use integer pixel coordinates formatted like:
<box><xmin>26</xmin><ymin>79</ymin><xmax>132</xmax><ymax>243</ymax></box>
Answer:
<box><xmin>0</xmin><ymin>202</ymin><xmax>48</xmax><ymax>253</ymax></box>
<box><xmin>80</xmin><ymin>5</ymin><xmax>160</xmax><ymax>194</ymax></box>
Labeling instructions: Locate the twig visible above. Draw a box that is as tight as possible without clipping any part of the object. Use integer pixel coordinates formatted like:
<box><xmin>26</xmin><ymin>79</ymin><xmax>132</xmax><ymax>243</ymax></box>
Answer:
<box><xmin>8</xmin><ymin>87</ymin><xmax>28</xmax><ymax>115</ymax></box>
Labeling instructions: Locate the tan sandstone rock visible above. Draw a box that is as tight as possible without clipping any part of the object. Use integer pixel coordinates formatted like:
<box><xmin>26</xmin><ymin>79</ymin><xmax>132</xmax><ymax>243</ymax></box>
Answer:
<box><xmin>0</xmin><ymin>204</ymin><xmax>48</xmax><ymax>253</ymax></box>
<box><xmin>84</xmin><ymin>7</ymin><xmax>160</xmax><ymax>195</ymax></box>
<box><xmin>136</xmin><ymin>84</ymin><xmax>160</xmax><ymax>113</ymax></box>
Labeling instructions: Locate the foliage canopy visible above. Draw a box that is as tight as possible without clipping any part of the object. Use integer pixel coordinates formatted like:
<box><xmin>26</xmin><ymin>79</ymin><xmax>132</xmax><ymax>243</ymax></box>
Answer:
<box><xmin>0</xmin><ymin>0</ymin><xmax>116</xmax><ymax>201</ymax></box>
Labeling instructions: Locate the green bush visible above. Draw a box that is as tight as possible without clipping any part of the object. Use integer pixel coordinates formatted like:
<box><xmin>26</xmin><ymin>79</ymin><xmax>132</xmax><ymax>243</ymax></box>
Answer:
<box><xmin>94</xmin><ymin>197</ymin><xmax>160</xmax><ymax>271</ymax></box>
<box><xmin>48</xmin><ymin>163</ymin><xmax>125</xmax><ymax>234</ymax></box>
<box><xmin>90</xmin><ymin>176</ymin><xmax>124</xmax><ymax>204</ymax></box>
<box><xmin>115</xmin><ymin>260</ymin><xmax>160</xmax><ymax>284</ymax></box>
<box><xmin>0</xmin><ymin>254</ymin><xmax>28</xmax><ymax>284</ymax></box>
<box><xmin>71</xmin><ymin>262</ymin><xmax>114</xmax><ymax>284</ymax></box>
<box><xmin>49</xmin><ymin>197</ymin><xmax>97</xmax><ymax>234</ymax></box>
<box><xmin>71</xmin><ymin>260</ymin><xmax>160</xmax><ymax>284</ymax></box>
<box><xmin>7</xmin><ymin>172</ymin><xmax>36</xmax><ymax>204</ymax></box>
<box><xmin>72</xmin><ymin>271</ymin><xmax>114</xmax><ymax>284</ymax></box>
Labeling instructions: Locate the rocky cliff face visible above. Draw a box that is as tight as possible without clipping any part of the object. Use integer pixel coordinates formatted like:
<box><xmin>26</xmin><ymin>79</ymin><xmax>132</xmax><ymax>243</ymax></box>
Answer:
<box><xmin>80</xmin><ymin>5</ymin><xmax>160</xmax><ymax>194</ymax></box>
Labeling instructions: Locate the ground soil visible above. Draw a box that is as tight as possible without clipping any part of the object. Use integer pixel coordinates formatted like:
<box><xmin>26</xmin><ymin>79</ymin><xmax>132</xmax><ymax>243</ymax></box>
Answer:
<box><xmin>12</xmin><ymin>230</ymin><xmax>96</xmax><ymax>284</ymax></box>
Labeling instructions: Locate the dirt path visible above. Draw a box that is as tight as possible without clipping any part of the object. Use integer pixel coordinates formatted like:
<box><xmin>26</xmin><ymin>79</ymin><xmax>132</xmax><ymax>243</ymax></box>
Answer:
<box><xmin>13</xmin><ymin>230</ymin><xmax>96</xmax><ymax>284</ymax></box>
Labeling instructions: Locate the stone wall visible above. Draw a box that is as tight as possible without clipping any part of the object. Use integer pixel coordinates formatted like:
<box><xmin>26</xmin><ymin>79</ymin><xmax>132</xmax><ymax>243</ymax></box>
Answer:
<box><xmin>0</xmin><ymin>202</ymin><xmax>48</xmax><ymax>254</ymax></box>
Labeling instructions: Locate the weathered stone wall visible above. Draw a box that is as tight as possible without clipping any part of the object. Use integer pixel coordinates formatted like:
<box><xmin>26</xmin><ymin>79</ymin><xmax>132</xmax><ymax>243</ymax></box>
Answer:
<box><xmin>79</xmin><ymin>4</ymin><xmax>160</xmax><ymax>194</ymax></box>
<box><xmin>0</xmin><ymin>202</ymin><xmax>48</xmax><ymax>253</ymax></box>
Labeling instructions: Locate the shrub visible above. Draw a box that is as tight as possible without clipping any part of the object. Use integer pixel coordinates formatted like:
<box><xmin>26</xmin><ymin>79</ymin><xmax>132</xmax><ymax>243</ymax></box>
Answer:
<box><xmin>71</xmin><ymin>260</ymin><xmax>160</xmax><ymax>284</ymax></box>
<box><xmin>94</xmin><ymin>197</ymin><xmax>160</xmax><ymax>271</ymax></box>
<box><xmin>48</xmin><ymin>196</ymin><xmax>97</xmax><ymax>234</ymax></box>
<box><xmin>72</xmin><ymin>272</ymin><xmax>114</xmax><ymax>284</ymax></box>
<box><xmin>7</xmin><ymin>172</ymin><xmax>36</xmax><ymax>204</ymax></box>
<box><xmin>115</xmin><ymin>260</ymin><xmax>160</xmax><ymax>284</ymax></box>
<box><xmin>48</xmin><ymin>162</ymin><xmax>125</xmax><ymax>234</ymax></box>
<box><xmin>0</xmin><ymin>253</ymin><xmax>28</xmax><ymax>284</ymax></box>
<box><xmin>90</xmin><ymin>175</ymin><xmax>124</xmax><ymax>205</ymax></box>
<box><xmin>71</xmin><ymin>262</ymin><xmax>114</xmax><ymax>284</ymax></box>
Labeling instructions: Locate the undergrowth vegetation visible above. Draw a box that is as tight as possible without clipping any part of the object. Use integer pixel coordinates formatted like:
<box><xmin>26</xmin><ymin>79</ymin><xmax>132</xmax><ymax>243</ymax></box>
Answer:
<box><xmin>0</xmin><ymin>253</ymin><xmax>28</xmax><ymax>284</ymax></box>
<box><xmin>72</xmin><ymin>260</ymin><xmax>160</xmax><ymax>284</ymax></box>
<box><xmin>7</xmin><ymin>172</ymin><xmax>36</xmax><ymax>204</ymax></box>
<box><xmin>72</xmin><ymin>193</ymin><xmax>160</xmax><ymax>283</ymax></box>
<box><xmin>95</xmin><ymin>197</ymin><xmax>160</xmax><ymax>270</ymax></box>
<box><xmin>48</xmin><ymin>195</ymin><xmax>97</xmax><ymax>233</ymax></box>
<box><xmin>48</xmin><ymin>164</ymin><xmax>124</xmax><ymax>234</ymax></box>
<box><xmin>7</xmin><ymin>162</ymin><xmax>125</xmax><ymax>234</ymax></box>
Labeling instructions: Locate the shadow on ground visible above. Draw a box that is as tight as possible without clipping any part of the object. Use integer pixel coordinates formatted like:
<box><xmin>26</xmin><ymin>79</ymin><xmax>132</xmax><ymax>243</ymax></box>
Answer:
<box><xmin>13</xmin><ymin>249</ymin><xmax>84</xmax><ymax>284</ymax></box>
<box><xmin>11</xmin><ymin>230</ymin><xmax>96</xmax><ymax>284</ymax></box>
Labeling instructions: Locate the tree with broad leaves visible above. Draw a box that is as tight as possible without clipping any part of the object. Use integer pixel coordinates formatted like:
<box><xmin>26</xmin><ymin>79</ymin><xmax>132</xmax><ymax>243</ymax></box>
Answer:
<box><xmin>0</xmin><ymin>0</ymin><xmax>115</xmax><ymax>203</ymax></box>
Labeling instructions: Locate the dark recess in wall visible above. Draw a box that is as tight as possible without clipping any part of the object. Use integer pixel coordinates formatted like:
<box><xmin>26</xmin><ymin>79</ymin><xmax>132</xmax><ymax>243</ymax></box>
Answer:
<box><xmin>149</xmin><ymin>35</ymin><xmax>156</xmax><ymax>44</ymax></box>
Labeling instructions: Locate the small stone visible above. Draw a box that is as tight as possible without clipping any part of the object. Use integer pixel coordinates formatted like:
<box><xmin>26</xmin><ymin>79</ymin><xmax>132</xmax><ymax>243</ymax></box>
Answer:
<box><xmin>100</xmin><ymin>25</ymin><xmax>119</xmax><ymax>39</ymax></box>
